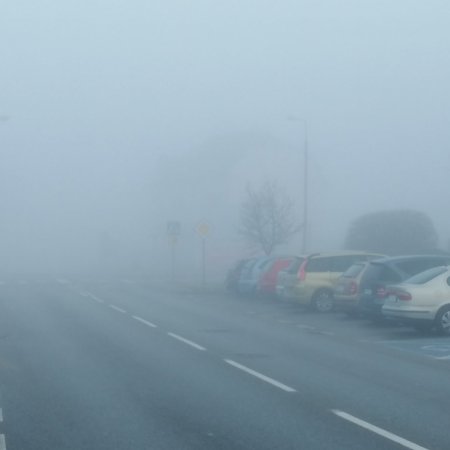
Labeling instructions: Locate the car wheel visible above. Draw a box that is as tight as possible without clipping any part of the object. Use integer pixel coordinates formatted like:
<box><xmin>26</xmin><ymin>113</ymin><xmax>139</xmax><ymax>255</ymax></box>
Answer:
<box><xmin>435</xmin><ymin>306</ymin><xmax>450</xmax><ymax>336</ymax></box>
<box><xmin>312</xmin><ymin>290</ymin><xmax>334</xmax><ymax>313</ymax></box>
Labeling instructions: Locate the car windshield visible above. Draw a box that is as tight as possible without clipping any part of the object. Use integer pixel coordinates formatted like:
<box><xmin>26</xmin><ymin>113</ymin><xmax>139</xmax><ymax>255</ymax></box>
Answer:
<box><xmin>405</xmin><ymin>266</ymin><xmax>448</xmax><ymax>284</ymax></box>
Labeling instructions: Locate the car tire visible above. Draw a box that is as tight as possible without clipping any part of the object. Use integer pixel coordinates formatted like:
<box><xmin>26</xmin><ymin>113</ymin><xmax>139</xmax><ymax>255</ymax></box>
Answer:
<box><xmin>434</xmin><ymin>306</ymin><xmax>450</xmax><ymax>336</ymax></box>
<box><xmin>312</xmin><ymin>289</ymin><xmax>334</xmax><ymax>313</ymax></box>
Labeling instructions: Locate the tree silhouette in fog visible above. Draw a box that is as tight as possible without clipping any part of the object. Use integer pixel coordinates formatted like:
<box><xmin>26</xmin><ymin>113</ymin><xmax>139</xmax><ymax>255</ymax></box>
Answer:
<box><xmin>239</xmin><ymin>181</ymin><xmax>300</xmax><ymax>255</ymax></box>
<box><xmin>345</xmin><ymin>210</ymin><xmax>439</xmax><ymax>255</ymax></box>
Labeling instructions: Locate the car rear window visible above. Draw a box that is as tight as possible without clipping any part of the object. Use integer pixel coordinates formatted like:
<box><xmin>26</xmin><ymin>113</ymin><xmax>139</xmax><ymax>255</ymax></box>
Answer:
<box><xmin>364</xmin><ymin>263</ymin><xmax>403</xmax><ymax>284</ymax></box>
<box><xmin>286</xmin><ymin>257</ymin><xmax>305</xmax><ymax>274</ymax></box>
<box><xmin>307</xmin><ymin>257</ymin><xmax>332</xmax><ymax>272</ymax></box>
<box><xmin>405</xmin><ymin>266</ymin><xmax>448</xmax><ymax>284</ymax></box>
<box><xmin>342</xmin><ymin>263</ymin><xmax>365</xmax><ymax>278</ymax></box>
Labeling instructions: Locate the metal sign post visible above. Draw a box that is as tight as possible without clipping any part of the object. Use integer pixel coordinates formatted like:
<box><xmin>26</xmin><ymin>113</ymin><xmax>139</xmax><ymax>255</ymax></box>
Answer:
<box><xmin>196</xmin><ymin>221</ymin><xmax>211</xmax><ymax>288</ymax></box>
<box><xmin>167</xmin><ymin>221</ymin><xmax>181</xmax><ymax>282</ymax></box>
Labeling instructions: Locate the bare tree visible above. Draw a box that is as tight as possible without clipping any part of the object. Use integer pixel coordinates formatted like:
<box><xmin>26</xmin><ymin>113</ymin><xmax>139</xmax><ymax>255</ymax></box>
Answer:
<box><xmin>239</xmin><ymin>181</ymin><xmax>300</xmax><ymax>255</ymax></box>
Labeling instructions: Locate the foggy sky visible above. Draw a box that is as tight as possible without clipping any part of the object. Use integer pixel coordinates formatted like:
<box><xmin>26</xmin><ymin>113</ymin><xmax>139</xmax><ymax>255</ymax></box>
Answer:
<box><xmin>1</xmin><ymin>1</ymin><xmax>450</xmax><ymax>276</ymax></box>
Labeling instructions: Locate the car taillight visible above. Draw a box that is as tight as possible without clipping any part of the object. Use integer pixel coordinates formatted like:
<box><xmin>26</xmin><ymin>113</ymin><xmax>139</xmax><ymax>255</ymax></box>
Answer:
<box><xmin>388</xmin><ymin>289</ymin><xmax>412</xmax><ymax>301</ymax></box>
<box><xmin>349</xmin><ymin>281</ymin><xmax>358</xmax><ymax>295</ymax></box>
<box><xmin>376</xmin><ymin>286</ymin><xmax>388</xmax><ymax>298</ymax></box>
<box><xmin>297</xmin><ymin>260</ymin><xmax>308</xmax><ymax>281</ymax></box>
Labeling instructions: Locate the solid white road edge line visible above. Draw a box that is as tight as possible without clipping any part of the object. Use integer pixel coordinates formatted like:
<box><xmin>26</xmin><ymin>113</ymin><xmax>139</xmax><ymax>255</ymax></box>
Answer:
<box><xmin>331</xmin><ymin>410</ymin><xmax>429</xmax><ymax>450</ymax></box>
<box><xmin>0</xmin><ymin>434</ymin><xmax>6</xmax><ymax>450</ymax></box>
<box><xmin>109</xmin><ymin>304</ymin><xmax>127</xmax><ymax>314</ymax></box>
<box><xmin>224</xmin><ymin>359</ymin><xmax>296</xmax><ymax>393</ymax></box>
<box><xmin>132</xmin><ymin>315</ymin><xmax>157</xmax><ymax>328</ymax></box>
<box><xmin>167</xmin><ymin>333</ymin><xmax>206</xmax><ymax>351</ymax></box>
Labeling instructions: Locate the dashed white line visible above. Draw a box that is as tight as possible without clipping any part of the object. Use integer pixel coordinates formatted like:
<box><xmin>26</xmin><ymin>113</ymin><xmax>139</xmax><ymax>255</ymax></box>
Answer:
<box><xmin>0</xmin><ymin>408</ymin><xmax>3</xmax><ymax>422</ymax></box>
<box><xmin>0</xmin><ymin>434</ymin><xmax>6</xmax><ymax>450</ymax></box>
<box><xmin>432</xmin><ymin>355</ymin><xmax>450</xmax><ymax>360</ymax></box>
<box><xmin>109</xmin><ymin>304</ymin><xmax>127</xmax><ymax>314</ymax></box>
<box><xmin>331</xmin><ymin>410</ymin><xmax>429</xmax><ymax>450</ymax></box>
<box><xmin>86</xmin><ymin>293</ymin><xmax>105</xmax><ymax>303</ymax></box>
<box><xmin>132</xmin><ymin>315</ymin><xmax>157</xmax><ymax>328</ymax></box>
<box><xmin>167</xmin><ymin>332</ymin><xmax>206</xmax><ymax>351</ymax></box>
<box><xmin>224</xmin><ymin>359</ymin><xmax>296</xmax><ymax>393</ymax></box>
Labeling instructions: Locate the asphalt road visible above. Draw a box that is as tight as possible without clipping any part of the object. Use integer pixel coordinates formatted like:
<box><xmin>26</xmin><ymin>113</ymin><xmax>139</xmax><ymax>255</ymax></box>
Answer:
<box><xmin>0</xmin><ymin>278</ymin><xmax>449</xmax><ymax>449</ymax></box>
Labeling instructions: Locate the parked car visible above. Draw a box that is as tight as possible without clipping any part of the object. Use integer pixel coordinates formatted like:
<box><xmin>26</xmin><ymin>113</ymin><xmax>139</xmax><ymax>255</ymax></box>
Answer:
<box><xmin>279</xmin><ymin>252</ymin><xmax>382</xmax><ymax>312</ymax></box>
<box><xmin>225</xmin><ymin>258</ymin><xmax>251</xmax><ymax>293</ymax></box>
<box><xmin>237</xmin><ymin>256</ymin><xmax>274</xmax><ymax>295</ymax></box>
<box><xmin>357</xmin><ymin>255</ymin><xmax>450</xmax><ymax>317</ymax></box>
<box><xmin>334</xmin><ymin>261</ymin><xmax>381</xmax><ymax>315</ymax></box>
<box><xmin>382</xmin><ymin>266</ymin><xmax>450</xmax><ymax>334</ymax></box>
<box><xmin>276</xmin><ymin>256</ymin><xmax>306</xmax><ymax>300</ymax></box>
<box><xmin>257</xmin><ymin>256</ymin><xmax>295</xmax><ymax>296</ymax></box>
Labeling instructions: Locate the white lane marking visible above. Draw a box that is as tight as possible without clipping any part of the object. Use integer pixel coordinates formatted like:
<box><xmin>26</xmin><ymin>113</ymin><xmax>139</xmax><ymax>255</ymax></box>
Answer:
<box><xmin>109</xmin><ymin>304</ymin><xmax>127</xmax><ymax>314</ymax></box>
<box><xmin>79</xmin><ymin>291</ymin><xmax>90</xmax><ymax>297</ymax></box>
<box><xmin>433</xmin><ymin>355</ymin><xmax>450</xmax><ymax>360</ymax></box>
<box><xmin>224</xmin><ymin>359</ymin><xmax>296</xmax><ymax>393</ymax></box>
<box><xmin>0</xmin><ymin>408</ymin><xmax>3</xmax><ymax>422</ymax></box>
<box><xmin>331</xmin><ymin>410</ymin><xmax>429</xmax><ymax>450</ymax></box>
<box><xmin>167</xmin><ymin>332</ymin><xmax>206</xmax><ymax>351</ymax></box>
<box><xmin>86</xmin><ymin>293</ymin><xmax>105</xmax><ymax>303</ymax></box>
<box><xmin>296</xmin><ymin>324</ymin><xmax>316</xmax><ymax>330</ymax></box>
<box><xmin>0</xmin><ymin>434</ymin><xmax>6</xmax><ymax>450</ymax></box>
<box><xmin>132</xmin><ymin>315</ymin><xmax>157</xmax><ymax>328</ymax></box>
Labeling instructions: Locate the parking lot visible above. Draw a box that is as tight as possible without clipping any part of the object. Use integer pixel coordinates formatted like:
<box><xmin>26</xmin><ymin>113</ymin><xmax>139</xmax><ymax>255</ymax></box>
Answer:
<box><xmin>218</xmin><ymin>291</ymin><xmax>450</xmax><ymax>363</ymax></box>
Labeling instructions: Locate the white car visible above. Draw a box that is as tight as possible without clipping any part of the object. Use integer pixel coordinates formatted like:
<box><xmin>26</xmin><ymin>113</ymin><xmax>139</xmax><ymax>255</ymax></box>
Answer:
<box><xmin>382</xmin><ymin>266</ymin><xmax>450</xmax><ymax>334</ymax></box>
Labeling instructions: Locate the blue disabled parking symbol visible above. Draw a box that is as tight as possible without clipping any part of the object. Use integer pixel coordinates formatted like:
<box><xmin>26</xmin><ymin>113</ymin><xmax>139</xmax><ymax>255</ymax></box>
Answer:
<box><xmin>382</xmin><ymin>339</ymin><xmax>450</xmax><ymax>360</ymax></box>
<box><xmin>419</xmin><ymin>343</ymin><xmax>450</xmax><ymax>359</ymax></box>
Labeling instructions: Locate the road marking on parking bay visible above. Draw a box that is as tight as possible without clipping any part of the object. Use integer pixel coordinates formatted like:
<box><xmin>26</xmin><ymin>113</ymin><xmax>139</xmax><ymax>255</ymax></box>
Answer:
<box><xmin>132</xmin><ymin>315</ymin><xmax>157</xmax><ymax>328</ymax></box>
<box><xmin>109</xmin><ymin>304</ymin><xmax>127</xmax><ymax>314</ymax></box>
<box><xmin>224</xmin><ymin>359</ymin><xmax>296</xmax><ymax>393</ymax></box>
<box><xmin>331</xmin><ymin>410</ymin><xmax>429</xmax><ymax>450</ymax></box>
<box><xmin>168</xmin><ymin>333</ymin><xmax>206</xmax><ymax>351</ymax></box>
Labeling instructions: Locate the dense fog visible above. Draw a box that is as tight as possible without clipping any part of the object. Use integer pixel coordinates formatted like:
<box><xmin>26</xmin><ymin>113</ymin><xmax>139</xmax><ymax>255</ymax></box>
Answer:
<box><xmin>1</xmin><ymin>0</ymin><xmax>450</xmax><ymax>281</ymax></box>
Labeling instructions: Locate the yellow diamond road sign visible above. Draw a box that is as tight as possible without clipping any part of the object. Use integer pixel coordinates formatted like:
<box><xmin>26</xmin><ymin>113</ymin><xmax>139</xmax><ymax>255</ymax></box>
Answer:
<box><xmin>196</xmin><ymin>221</ymin><xmax>211</xmax><ymax>237</ymax></box>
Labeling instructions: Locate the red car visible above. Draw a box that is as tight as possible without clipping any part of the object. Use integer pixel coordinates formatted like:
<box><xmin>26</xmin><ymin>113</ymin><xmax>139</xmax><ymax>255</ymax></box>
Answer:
<box><xmin>258</xmin><ymin>256</ymin><xmax>295</xmax><ymax>296</ymax></box>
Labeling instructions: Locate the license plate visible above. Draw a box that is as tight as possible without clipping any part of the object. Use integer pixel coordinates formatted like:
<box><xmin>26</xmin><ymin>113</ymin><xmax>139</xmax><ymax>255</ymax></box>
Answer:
<box><xmin>387</xmin><ymin>295</ymin><xmax>398</xmax><ymax>303</ymax></box>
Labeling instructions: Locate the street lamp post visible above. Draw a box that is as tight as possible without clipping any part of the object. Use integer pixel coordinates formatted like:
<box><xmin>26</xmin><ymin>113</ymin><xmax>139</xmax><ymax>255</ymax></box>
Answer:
<box><xmin>287</xmin><ymin>116</ymin><xmax>309</xmax><ymax>253</ymax></box>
